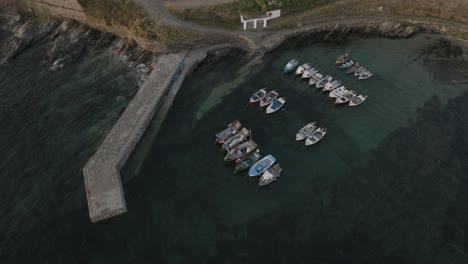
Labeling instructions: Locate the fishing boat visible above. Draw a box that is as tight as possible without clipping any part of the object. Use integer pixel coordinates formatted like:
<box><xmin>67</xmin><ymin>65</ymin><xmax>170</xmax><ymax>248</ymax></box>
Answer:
<box><xmin>315</xmin><ymin>75</ymin><xmax>333</xmax><ymax>89</ymax></box>
<box><xmin>322</xmin><ymin>80</ymin><xmax>342</xmax><ymax>92</ymax></box>
<box><xmin>305</xmin><ymin>127</ymin><xmax>327</xmax><ymax>146</ymax></box>
<box><xmin>301</xmin><ymin>68</ymin><xmax>318</xmax><ymax>79</ymax></box>
<box><xmin>222</xmin><ymin>128</ymin><xmax>250</xmax><ymax>151</ymax></box>
<box><xmin>335</xmin><ymin>90</ymin><xmax>357</xmax><ymax>104</ymax></box>
<box><xmin>349</xmin><ymin>95</ymin><xmax>368</xmax><ymax>106</ymax></box>
<box><xmin>258</xmin><ymin>164</ymin><xmax>283</xmax><ymax>187</ymax></box>
<box><xmin>346</xmin><ymin>64</ymin><xmax>360</xmax><ymax>74</ymax></box>
<box><xmin>309</xmin><ymin>73</ymin><xmax>323</xmax><ymax>86</ymax></box>
<box><xmin>296</xmin><ymin>122</ymin><xmax>317</xmax><ymax>141</ymax></box>
<box><xmin>359</xmin><ymin>70</ymin><xmax>373</xmax><ymax>80</ymax></box>
<box><xmin>235</xmin><ymin>150</ymin><xmax>261</xmax><ymax>172</ymax></box>
<box><xmin>225</xmin><ymin>140</ymin><xmax>258</xmax><ymax>162</ymax></box>
<box><xmin>336</xmin><ymin>54</ymin><xmax>349</xmax><ymax>64</ymax></box>
<box><xmin>266</xmin><ymin>97</ymin><xmax>286</xmax><ymax>114</ymax></box>
<box><xmin>295</xmin><ymin>63</ymin><xmax>311</xmax><ymax>75</ymax></box>
<box><xmin>248</xmin><ymin>154</ymin><xmax>276</xmax><ymax>177</ymax></box>
<box><xmin>340</xmin><ymin>60</ymin><xmax>355</xmax><ymax>69</ymax></box>
<box><xmin>354</xmin><ymin>67</ymin><xmax>366</xmax><ymax>77</ymax></box>
<box><xmin>249</xmin><ymin>88</ymin><xmax>267</xmax><ymax>103</ymax></box>
<box><xmin>259</xmin><ymin>90</ymin><xmax>278</xmax><ymax>107</ymax></box>
<box><xmin>329</xmin><ymin>86</ymin><xmax>348</xmax><ymax>98</ymax></box>
<box><xmin>215</xmin><ymin>120</ymin><xmax>241</xmax><ymax>144</ymax></box>
<box><xmin>283</xmin><ymin>59</ymin><xmax>299</xmax><ymax>74</ymax></box>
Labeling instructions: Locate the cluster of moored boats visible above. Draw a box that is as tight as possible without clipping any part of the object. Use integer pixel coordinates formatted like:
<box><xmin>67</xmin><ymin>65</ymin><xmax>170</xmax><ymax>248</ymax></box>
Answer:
<box><xmin>283</xmin><ymin>59</ymin><xmax>368</xmax><ymax>106</ymax></box>
<box><xmin>215</xmin><ymin>120</ymin><xmax>282</xmax><ymax>187</ymax></box>
<box><xmin>335</xmin><ymin>54</ymin><xmax>373</xmax><ymax>80</ymax></box>
<box><xmin>249</xmin><ymin>88</ymin><xmax>286</xmax><ymax>113</ymax></box>
<box><xmin>295</xmin><ymin>122</ymin><xmax>327</xmax><ymax>146</ymax></box>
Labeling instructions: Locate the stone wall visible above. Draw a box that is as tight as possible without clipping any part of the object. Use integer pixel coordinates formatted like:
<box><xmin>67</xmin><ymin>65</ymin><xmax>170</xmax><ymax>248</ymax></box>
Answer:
<box><xmin>15</xmin><ymin>0</ymin><xmax>86</xmax><ymax>20</ymax></box>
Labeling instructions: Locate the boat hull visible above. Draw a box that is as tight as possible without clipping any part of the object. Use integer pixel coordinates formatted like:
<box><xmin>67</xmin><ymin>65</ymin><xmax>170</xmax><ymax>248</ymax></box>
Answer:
<box><xmin>266</xmin><ymin>98</ymin><xmax>286</xmax><ymax>114</ymax></box>
<box><xmin>248</xmin><ymin>154</ymin><xmax>276</xmax><ymax>177</ymax></box>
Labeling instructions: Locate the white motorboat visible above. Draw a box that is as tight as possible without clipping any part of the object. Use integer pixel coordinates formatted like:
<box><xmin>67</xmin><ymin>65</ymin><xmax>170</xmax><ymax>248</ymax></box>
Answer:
<box><xmin>359</xmin><ymin>70</ymin><xmax>373</xmax><ymax>80</ymax></box>
<box><xmin>354</xmin><ymin>67</ymin><xmax>366</xmax><ymax>77</ymax></box>
<box><xmin>323</xmin><ymin>80</ymin><xmax>342</xmax><ymax>92</ymax></box>
<box><xmin>301</xmin><ymin>68</ymin><xmax>318</xmax><ymax>79</ymax></box>
<box><xmin>329</xmin><ymin>86</ymin><xmax>348</xmax><ymax>98</ymax></box>
<box><xmin>349</xmin><ymin>95</ymin><xmax>368</xmax><ymax>106</ymax></box>
<box><xmin>295</xmin><ymin>122</ymin><xmax>317</xmax><ymax>141</ymax></box>
<box><xmin>315</xmin><ymin>75</ymin><xmax>333</xmax><ymax>89</ymax></box>
<box><xmin>309</xmin><ymin>73</ymin><xmax>323</xmax><ymax>86</ymax></box>
<box><xmin>305</xmin><ymin>127</ymin><xmax>327</xmax><ymax>146</ymax></box>
<box><xmin>295</xmin><ymin>63</ymin><xmax>311</xmax><ymax>75</ymax></box>
<box><xmin>259</xmin><ymin>90</ymin><xmax>278</xmax><ymax>107</ymax></box>
<box><xmin>340</xmin><ymin>60</ymin><xmax>354</xmax><ymax>69</ymax></box>
<box><xmin>249</xmin><ymin>88</ymin><xmax>267</xmax><ymax>103</ymax></box>
<box><xmin>335</xmin><ymin>90</ymin><xmax>357</xmax><ymax>104</ymax></box>
<box><xmin>266</xmin><ymin>97</ymin><xmax>286</xmax><ymax>114</ymax></box>
<box><xmin>258</xmin><ymin>164</ymin><xmax>283</xmax><ymax>187</ymax></box>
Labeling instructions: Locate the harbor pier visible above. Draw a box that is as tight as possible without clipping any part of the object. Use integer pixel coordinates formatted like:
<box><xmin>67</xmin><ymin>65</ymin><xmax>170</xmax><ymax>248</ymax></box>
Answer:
<box><xmin>83</xmin><ymin>50</ymin><xmax>206</xmax><ymax>223</ymax></box>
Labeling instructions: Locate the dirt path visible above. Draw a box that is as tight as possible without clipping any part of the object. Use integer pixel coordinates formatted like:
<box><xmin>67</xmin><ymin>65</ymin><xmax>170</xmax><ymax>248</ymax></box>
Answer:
<box><xmin>163</xmin><ymin>0</ymin><xmax>237</xmax><ymax>9</ymax></box>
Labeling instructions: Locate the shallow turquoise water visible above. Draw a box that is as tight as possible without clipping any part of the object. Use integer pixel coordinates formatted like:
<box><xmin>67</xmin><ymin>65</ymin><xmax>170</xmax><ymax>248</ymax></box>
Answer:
<box><xmin>2</xmin><ymin>33</ymin><xmax>468</xmax><ymax>263</ymax></box>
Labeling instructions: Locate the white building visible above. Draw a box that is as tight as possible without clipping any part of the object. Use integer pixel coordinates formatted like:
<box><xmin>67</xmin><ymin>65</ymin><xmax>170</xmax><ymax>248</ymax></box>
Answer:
<box><xmin>240</xmin><ymin>10</ymin><xmax>281</xmax><ymax>30</ymax></box>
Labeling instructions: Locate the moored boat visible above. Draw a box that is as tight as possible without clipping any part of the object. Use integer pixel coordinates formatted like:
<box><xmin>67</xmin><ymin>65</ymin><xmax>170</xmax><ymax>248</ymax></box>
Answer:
<box><xmin>354</xmin><ymin>67</ymin><xmax>366</xmax><ymax>77</ymax></box>
<box><xmin>340</xmin><ymin>60</ymin><xmax>355</xmax><ymax>69</ymax></box>
<box><xmin>296</xmin><ymin>122</ymin><xmax>317</xmax><ymax>141</ymax></box>
<box><xmin>222</xmin><ymin>127</ymin><xmax>250</xmax><ymax>151</ymax></box>
<box><xmin>315</xmin><ymin>75</ymin><xmax>333</xmax><ymax>89</ymax></box>
<box><xmin>215</xmin><ymin>120</ymin><xmax>241</xmax><ymax>144</ymax></box>
<box><xmin>258</xmin><ymin>164</ymin><xmax>283</xmax><ymax>187</ymax></box>
<box><xmin>329</xmin><ymin>86</ymin><xmax>348</xmax><ymax>98</ymax></box>
<box><xmin>336</xmin><ymin>53</ymin><xmax>349</xmax><ymax>64</ymax></box>
<box><xmin>349</xmin><ymin>95</ymin><xmax>368</xmax><ymax>106</ymax></box>
<box><xmin>283</xmin><ymin>59</ymin><xmax>299</xmax><ymax>74</ymax></box>
<box><xmin>309</xmin><ymin>72</ymin><xmax>323</xmax><ymax>86</ymax></box>
<box><xmin>266</xmin><ymin>97</ymin><xmax>286</xmax><ymax>114</ymax></box>
<box><xmin>225</xmin><ymin>140</ymin><xmax>258</xmax><ymax>162</ymax></box>
<box><xmin>259</xmin><ymin>90</ymin><xmax>279</xmax><ymax>107</ymax></box>
<box><xmin>335</xmin><ymin>90</ymin><xmax>357</xmax><ymax>104</ymax></box>
<box><xmin>301</xmin><ymin>68</ymin><xmax>318</xmax><ymax>79</ymax></box>
<box><xmin>295</xmin><ymin>63</ymin><xmax>311</xmax><ymax>75</ymax></box>
<box><xmin>248</xmin><ymin>154</ymin><xmax>276</xmax><ymax>177</ymax></box>
<box><xmin>235</xmin><ymin>150</ymin><xmax>261</xmax><ymax>172</ymax></box>
<box><xmin>346</xmin><ymin>64</ymin><xmax>360</xmax><ymax>74</ymax></box>
<box><xmin>359</xmin><ymin>70</ymin><xmax>373</xmax><ymax>80</ymax></box>
<box><xmin>323</xmin><ymin>80</ymin><xmax>342</xmax><ymax>92</ymax></box>
<box><xmin>305</xmin><ymin>127</ymin><xmax>327</xmax><ymax>146</ymax></box>
<box><xmin>249</xmin><ymin>88</ymin><xmax>267</xmax><ymax>103</ymax></box>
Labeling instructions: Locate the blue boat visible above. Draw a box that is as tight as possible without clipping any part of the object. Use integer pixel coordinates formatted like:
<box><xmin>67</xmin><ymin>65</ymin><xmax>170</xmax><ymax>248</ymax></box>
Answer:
<box><xmin>172</xmin><ymin>61</ymin><xmax>185</xmax><ymax>82</ymax></box>
<box><xmin>248</xmin><ymin>154</ymin><xmax>276</xmax><ymax>177</ymax></box>
<box><xmin>283</xmin><ymin>59</ymin><xmax>299</xmax><ymax>74</ymax></box>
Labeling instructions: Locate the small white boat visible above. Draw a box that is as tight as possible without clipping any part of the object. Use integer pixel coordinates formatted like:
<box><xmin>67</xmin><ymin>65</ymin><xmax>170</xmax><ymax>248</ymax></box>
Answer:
<box><xmin>258</xmin><ymin>164</ymin><xmax>283</xmax><ymax>187</ymax></box>
<box><xmin>329</xmin><ymin>86</ymin><xmax>348</xmax><ymax>98</ymax></box>
<box><xmin>249</xmin><ymin>88</ymin><xmax>267</xmax><ymax>103</ymax></box>
<box><xmin>266</xmin><ymin>97</ymin><xmax>286</xmax><ymax>114</ymax></box>
<box><xmin>305</xmin><ymin>127</ymin><xmax>327</xmax><ymax>146</ymax></box>
<box><xmin>340</xmin><ymin>60</ymin><xmax>354</xmax><ymax>69</ymax></box>
<box><xmin>335</xmin><ymin>90</ymin><xmax>357</xmax><ymax>104</ymax></box>
<box><xmin>349</xmin><ymin>95</ymin><xmax>368</xmax><ymax>106</ymax></box>
<box><xmin>295</xmin><ymin>63</ymin><xmax>311</xmax><ymax>75</ymax></box>
<box><xmin>301</xmin><ymin>68</ymin><xmax>318</xmax><ymax>79</ymax></box>
<box><xmin>259</xmin><ymin>90</ymin><xmax>278</xmax><ymax>107</ymax></box>
<box><xmin>323</xmin><ymin>80</ymin><xmax>342</xmax><ymax>92</ymax></box>
<box><xmin>296</xmin><ymin>122</ymin><xmax>317</xmax><ymax>141</ymax></box>
<box><xmin>359</xmin><ymin>70</ymin><xmax>373</xmax><ymax>80</ymax></box>
<box><xmin>354</xmin><ymin>67</ymin><xmax>366</xmax><ymax>77</ymax></box>
<box><xmin>309</xmin><ymin>73</ymin><xmax>323</xmax><ymax>86</ymax></box>
<box><xmin>315</xmin><ymin>75</ymin><xmax>333</xmax><ymax>89</ymax></box>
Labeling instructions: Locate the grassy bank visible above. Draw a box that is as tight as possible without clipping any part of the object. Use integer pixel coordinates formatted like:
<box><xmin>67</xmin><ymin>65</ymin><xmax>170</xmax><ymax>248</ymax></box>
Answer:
<box><xmin>79</xmin><ymin>0</ymin><xmax>217</xmax><ymax>44</ymax></box>
<box><xmin>170</xmin><ymin>0</ymin><xmax>335</xmax><ymax>29</ymax></box>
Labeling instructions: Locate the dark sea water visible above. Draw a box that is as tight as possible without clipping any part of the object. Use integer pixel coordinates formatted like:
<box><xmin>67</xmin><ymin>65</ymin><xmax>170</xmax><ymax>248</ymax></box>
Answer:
<box><xmin>2</xmin><ymin>33</ymin><xmax>468</xmax><ymax>263</ymax></box>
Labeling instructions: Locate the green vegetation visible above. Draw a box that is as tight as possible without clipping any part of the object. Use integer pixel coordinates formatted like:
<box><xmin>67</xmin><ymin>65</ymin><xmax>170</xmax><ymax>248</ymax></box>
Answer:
<box><xmin>79</xmin><ymin>0</ymin><xmax>217</xmax><ymax>43</ymax></box>
<box><xmin>170</xmin><ymin>0</ymin><xmax>334</xmax><ymax>29</ymax></box>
